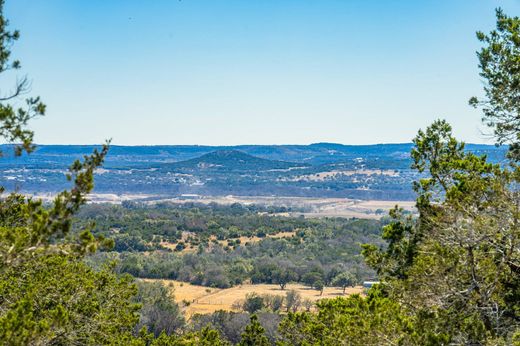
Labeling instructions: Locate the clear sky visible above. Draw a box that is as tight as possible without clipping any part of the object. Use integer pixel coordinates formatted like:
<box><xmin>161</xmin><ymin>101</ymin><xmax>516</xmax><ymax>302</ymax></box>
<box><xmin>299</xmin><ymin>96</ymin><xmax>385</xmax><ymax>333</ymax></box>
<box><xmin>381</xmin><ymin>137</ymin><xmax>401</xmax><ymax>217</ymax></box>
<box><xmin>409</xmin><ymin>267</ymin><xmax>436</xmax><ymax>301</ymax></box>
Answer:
<box><xmin>4</xmin><ymin>0</ymin><xmax>520</xmax><ymax>145</ymax></box>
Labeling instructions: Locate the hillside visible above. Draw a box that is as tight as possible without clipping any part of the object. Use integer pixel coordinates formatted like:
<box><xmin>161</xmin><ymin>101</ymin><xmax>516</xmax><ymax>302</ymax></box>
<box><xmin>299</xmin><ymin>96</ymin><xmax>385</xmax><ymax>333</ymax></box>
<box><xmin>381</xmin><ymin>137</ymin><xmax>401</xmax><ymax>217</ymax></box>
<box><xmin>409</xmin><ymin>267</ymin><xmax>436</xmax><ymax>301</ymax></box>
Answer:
<box><xmin>0</xmin><ymin>142</ymin><xmax>506</xmax><ymax>167</ymax></box>
<box><xmin>0</xmin><ymin>143</ymin><xmax>507</xmax><ymax>201</ymax></box>
<box><xmin>163</xmin><ymin>150</ymin><xmax>307</xmax><ymax>171</ymax></box>
<box><xmin>0</xmin><ymin>143</ymin><xmax>507</xmax><ymax>202</ymax></box>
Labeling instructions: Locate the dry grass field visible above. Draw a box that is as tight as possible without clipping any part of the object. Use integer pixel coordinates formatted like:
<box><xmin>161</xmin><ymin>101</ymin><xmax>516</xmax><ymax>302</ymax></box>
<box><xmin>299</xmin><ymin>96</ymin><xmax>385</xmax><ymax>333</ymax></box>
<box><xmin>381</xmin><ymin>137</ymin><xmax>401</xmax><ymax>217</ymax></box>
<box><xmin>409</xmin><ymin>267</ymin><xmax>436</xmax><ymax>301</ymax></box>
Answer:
<box><xmin>144</xmin><ymin>279</ymin><xmax>364</xmax><ymax>317</ymax></box>
<box><xmin>213</xmin><ymin>231</ymin><xmax>297</xmax><ymax>245</ymax></box>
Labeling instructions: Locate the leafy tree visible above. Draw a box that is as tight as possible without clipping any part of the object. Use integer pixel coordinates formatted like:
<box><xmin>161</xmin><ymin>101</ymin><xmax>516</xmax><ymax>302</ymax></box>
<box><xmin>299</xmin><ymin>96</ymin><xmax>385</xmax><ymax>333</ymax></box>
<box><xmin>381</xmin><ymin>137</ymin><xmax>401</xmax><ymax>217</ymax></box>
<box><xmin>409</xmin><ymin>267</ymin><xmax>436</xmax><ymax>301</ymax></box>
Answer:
<box><xmin>243</xmin><ymin>293</ymin><xmax>264</xmax><ymax>314</ymax></box>
<box><xmin>134</xmin><ymin>281</ymin><xmax>185</xmax><ymax>337</ymax></box>
<box><xmin>302</xmin><ymin>271</ymin><xmax>323</xmax><ymax>289</ymax></box>
<box><xmin>238</xmin><ymin>314</ymin><xmax>269</xmax><ymax>346</ymax></box>
<box><xmin>140</xmin><ymin>327</ymin><xmax>230</xmax><ymax>346</ymax></box>
<box><xmin>314</xmin><ymin>280</ymin><xmax>324</xmax><ymax>296</ymax></box>
<box><xmin>0</xmin><ymin>0</ymin><xmax>45</xmax><ymax>158</ymax></box>
<box><xmin>0</xmin><ymin>3</ymin><xmax>237</xmax><ymax>345</ymax></box>
<box><xmin>188</xmin><ymin>310</ymin><xmax>281</xmax><ymax>344</ymax></box>
<box><xmin>361</xmin><ymin>118</ymin><xmax>520</xmax><ymax>343</ymax></box>
<box><xmin>0</xmin><ymin>2</ymin><xmax>144</xmax><ymax>343</ymax></box>
<box><xmin>0</xmin><ymin>256</ymin><xmax>140</xmax><ymax>345</ymax></box>
<box><xmin>272</xmin><ymin>267</ymin><xmax>297</xmax><ymax>290</ymax></box>
<box><xmin>332</xmin><ymin>271</ymin><xmax>356</xmax><ymax>294</ymax></box>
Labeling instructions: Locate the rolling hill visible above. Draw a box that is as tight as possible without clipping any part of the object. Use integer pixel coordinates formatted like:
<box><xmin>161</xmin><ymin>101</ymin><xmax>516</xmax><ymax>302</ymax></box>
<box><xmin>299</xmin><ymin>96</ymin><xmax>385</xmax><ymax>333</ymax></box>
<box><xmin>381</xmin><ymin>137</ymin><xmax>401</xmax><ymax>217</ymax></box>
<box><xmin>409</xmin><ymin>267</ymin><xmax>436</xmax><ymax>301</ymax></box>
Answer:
<box><xmin>162</xmin><ymin>150</ymin><xmax>308</xmax><ymax>172</ymax></box>
<box><xmin>0</xmin><ymin>143</ymin><xmax>508</xmax><ymax>201</ymax></box>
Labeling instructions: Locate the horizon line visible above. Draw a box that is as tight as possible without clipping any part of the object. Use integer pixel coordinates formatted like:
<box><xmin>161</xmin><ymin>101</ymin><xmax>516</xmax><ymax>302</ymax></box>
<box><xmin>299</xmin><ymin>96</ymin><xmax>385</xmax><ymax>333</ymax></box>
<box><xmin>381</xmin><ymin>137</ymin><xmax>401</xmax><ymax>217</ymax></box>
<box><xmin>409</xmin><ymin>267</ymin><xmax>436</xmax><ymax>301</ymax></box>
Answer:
<box><xmin>21</xmin><ymin>141</ymin><xmax>502</xmax><ymax>147</ymax></box>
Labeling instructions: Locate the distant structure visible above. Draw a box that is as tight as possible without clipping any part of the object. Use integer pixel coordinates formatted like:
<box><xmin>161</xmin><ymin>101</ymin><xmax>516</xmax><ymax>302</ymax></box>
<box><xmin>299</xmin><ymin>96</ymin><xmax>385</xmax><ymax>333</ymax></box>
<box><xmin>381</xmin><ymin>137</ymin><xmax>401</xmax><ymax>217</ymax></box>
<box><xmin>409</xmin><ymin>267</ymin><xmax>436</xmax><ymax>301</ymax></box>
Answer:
<box><xmin>362</xmin><ymin>281</ymin><xmax>380</xmax><ymax>289</ymax></box>
<box><xmin>179</xmin><ymin>194</ymin><xmax>201</xmax><ymax>200</ymax></box>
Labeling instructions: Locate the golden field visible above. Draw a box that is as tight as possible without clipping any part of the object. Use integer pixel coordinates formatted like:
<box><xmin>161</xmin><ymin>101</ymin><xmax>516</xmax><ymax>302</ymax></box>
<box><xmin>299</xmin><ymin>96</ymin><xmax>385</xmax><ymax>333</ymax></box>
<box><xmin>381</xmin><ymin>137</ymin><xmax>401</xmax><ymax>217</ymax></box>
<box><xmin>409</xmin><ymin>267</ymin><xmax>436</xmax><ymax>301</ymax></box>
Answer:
<box><xmin>144</xmin><ymin>279</ymin><xmax>364</xmax><ymax>317</ymax></box>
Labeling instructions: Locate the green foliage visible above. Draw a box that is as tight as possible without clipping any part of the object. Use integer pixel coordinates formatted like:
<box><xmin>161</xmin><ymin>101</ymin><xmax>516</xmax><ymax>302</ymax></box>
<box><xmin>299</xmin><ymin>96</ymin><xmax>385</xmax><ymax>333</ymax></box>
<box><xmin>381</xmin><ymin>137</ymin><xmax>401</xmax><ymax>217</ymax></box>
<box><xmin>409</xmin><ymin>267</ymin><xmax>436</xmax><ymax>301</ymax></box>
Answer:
<box><xmin>139</xmin><ymin>327</ymin><xmax>230</xmax><ymax>346</ymax></box>
<box><xmin>0</xmin><ymin>2</ymin><xmax>142</xmax><ymax>342</ymax></box>
<box><xmin>271</xmin><ymin>267</ymin><xmax>298</xmax><ymax>290</ymax></box>
<box><xmin>243</xmin><ymin>293</ymin><xmax>264</xmax><ymax>314</ymax></box>
<box><xmin>362</xmin><ymin>207</ymin><xmax>417</xmax><ymax>281</ymax></box>
<box><xmin>314</xmin><ymin>280</ymin><xmax>324</xmax><ymax>295</ymax></box>
<box><xmin>190</xmin><ymin>311</ymin><xmax>282</xmax><ymax>344</ymax></box>
<box><xmin>2</xmin><ymin>2</ymin><xmax>518</xmax><ymax>345</ymax></box>
<box><xmin>0</xmin><ymin>256</ymin><xmax>139</xmax><ymax>344</ymax></box>
<box><xmin>81</xmin><ymin>205</ymin><xmax>381</xmax><ymax>289</ymax></box>
<box><xmin>302</xmin><ymin>271</ymin><xmax>324</xmax><ymax>289</ymax></box>
<box><xmin>331</xmin><ymin>271</ymin><xmax>355</xmax><ymax>293</ymax></box>
<box><xmin>238</xmin><ymin>315</ymin><xmax>270</xmax><ymax>346</ymax></box>
<box><xmin>360</xmin><ymin>118</ymin><xmax>520</xmax><ymax>344</ymax></box>
<box><xmin>278</xmin><ymin>290</ymin><xmax>421</xmax><ymax>346</ymax></box>
<box><xmin>134</xmin><ymin>281</ymin><xmax>185</xmax><ymax>337</ymax></box>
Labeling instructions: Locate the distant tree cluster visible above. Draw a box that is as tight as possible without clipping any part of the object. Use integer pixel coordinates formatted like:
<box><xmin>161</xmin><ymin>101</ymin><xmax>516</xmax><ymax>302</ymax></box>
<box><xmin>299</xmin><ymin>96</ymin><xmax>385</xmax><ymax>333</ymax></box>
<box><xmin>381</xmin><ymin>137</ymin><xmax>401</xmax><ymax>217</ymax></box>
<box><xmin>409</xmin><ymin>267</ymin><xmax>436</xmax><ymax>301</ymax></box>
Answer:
<box><xmin>232</xmin><ymin>290</ymin><xmax>313</xmax><ymax>315</ymax></box>
<box><xmin>80</xmin><ymin>207</ymin><xmax>378</xmax><ymax>290</ymax></box>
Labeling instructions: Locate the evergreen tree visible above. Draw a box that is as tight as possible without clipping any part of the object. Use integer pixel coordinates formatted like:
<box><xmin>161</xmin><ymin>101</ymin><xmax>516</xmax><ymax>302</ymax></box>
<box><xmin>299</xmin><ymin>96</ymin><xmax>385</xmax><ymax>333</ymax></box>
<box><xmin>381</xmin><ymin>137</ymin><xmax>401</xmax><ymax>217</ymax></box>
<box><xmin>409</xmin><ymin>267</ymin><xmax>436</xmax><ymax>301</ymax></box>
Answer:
<box><xmin>238</xmin><ymin>315</ymin><xmax>270</xmax><ymax>346</ymax></box>
<box><xmin>0</xmin><ymin>1</ymin><xmax>139</xmax><ymax>343</ymax></box>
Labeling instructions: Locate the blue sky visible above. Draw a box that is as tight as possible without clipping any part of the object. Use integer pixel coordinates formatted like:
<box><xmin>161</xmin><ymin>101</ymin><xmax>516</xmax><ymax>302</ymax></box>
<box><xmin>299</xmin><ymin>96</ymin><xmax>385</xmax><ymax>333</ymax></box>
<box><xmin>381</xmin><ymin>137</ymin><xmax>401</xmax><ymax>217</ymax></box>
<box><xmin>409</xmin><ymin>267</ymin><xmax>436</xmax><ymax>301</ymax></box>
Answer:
<box><xmin>5</xmin><ymin>0</ymin><xmax>520</xmax><ymax>145</ymax></box>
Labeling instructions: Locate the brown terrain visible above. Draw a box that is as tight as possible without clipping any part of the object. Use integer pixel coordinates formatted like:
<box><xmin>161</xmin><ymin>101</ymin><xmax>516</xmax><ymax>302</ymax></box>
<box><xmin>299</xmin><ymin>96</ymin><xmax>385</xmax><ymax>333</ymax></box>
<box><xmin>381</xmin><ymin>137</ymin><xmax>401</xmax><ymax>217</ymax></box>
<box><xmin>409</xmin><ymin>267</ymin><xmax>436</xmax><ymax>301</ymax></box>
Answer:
<box><xmin>144</xmin><ymin>279</ymin><xmax>364</xmax><ymax>318</ymax></box>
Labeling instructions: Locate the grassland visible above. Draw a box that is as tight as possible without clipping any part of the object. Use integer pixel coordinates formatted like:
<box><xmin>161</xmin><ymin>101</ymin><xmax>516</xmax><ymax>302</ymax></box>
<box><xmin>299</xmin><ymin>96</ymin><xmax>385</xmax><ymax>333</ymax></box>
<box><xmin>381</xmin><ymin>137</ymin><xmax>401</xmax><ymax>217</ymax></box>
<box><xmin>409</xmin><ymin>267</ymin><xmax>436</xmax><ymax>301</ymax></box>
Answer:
<box><xmin>144</xmin><ymin>279</ymin><xmax>364</xmax><ymax>317</ymax></box>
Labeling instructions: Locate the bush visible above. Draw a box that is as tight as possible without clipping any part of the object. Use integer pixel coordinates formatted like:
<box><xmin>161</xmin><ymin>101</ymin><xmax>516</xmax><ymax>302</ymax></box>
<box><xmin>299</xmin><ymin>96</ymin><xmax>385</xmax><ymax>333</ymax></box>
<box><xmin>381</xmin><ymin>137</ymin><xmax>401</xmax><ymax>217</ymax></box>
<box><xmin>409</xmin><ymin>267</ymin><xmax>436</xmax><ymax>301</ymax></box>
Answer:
<box><xmin>243</xmin><ymin>293</ymin><xmax>264</xmax><ymax>314</ymax></box>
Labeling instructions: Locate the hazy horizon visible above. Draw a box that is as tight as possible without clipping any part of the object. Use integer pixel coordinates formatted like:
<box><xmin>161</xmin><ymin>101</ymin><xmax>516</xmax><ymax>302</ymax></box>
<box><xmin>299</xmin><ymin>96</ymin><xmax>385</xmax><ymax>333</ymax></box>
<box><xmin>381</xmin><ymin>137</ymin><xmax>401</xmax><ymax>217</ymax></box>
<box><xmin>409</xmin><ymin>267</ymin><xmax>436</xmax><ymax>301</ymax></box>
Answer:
<box><xmin>22</xmin><ymin>141</ymin><xmax>502</xmax><ymax>147</ymax></box>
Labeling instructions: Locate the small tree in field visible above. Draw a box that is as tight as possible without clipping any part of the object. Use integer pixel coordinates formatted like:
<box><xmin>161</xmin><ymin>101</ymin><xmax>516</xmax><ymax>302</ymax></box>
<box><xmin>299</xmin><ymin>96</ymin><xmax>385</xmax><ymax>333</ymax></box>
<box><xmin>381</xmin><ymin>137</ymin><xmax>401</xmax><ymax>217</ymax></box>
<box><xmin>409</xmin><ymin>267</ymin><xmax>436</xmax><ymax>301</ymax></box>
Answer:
<box><xmin>332</xmin><ymin>271</ymin><xmax>356</xmax><ymax>294</ymax></box>
<box><xmin>243</xmin><ymin>293</ymin><xmax>264</xmax><ymax>314</ymax></box>
<box><xmin>315</xmin><ymin>280</ymin><xmax>325</xmax><ymax>296</ymax></box>
<box><xmin>272</xmin><ymin>267</ymin><xmax>297</xmax><ymax>290</ymax></box>
<box><xmin>285</xmin><ymin>289</ymin><xmax>302</xmax><ymax>312</ymax></box>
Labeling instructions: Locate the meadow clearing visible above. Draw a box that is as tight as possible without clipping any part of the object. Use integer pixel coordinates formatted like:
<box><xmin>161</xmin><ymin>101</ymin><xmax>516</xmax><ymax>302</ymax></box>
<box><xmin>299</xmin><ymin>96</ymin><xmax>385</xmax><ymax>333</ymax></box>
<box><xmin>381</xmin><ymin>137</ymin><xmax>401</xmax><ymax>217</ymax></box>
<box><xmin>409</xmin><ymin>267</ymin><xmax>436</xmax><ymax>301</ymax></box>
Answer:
<box><xmin>145</xmin><ymin>279</ymin><xmax>364</xmax><ymax>317</ymax></box>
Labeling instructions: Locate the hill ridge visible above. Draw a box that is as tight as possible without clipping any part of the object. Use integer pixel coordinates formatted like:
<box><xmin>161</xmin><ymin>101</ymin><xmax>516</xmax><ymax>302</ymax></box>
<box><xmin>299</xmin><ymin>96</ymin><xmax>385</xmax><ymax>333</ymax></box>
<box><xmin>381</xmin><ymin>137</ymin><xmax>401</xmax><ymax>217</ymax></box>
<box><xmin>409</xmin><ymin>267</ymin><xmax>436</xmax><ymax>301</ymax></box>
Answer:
<box><xmin>164</xmin><ymin>149</ymin><xmax>306</xmax><ymax>171</ymax></box>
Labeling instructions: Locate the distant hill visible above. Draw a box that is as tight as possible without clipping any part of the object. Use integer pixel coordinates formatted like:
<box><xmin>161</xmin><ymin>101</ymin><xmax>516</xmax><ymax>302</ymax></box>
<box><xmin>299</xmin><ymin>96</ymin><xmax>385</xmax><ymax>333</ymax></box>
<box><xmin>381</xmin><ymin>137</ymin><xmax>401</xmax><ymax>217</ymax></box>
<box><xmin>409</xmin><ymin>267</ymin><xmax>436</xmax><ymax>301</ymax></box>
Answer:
<box><xmin>0</xmin><ymin>143</ymin><xmax>507</xmax><ymax>168</ymax></box>
<box><xmin>0</xmin><ymin>143</ymin><xmax>508</xmax><ymax>201</ymax></box>
<box><xmin>163</xmin><ymin>150</ymin><xmax>306</xmax><ymax>171</ymax></box>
